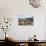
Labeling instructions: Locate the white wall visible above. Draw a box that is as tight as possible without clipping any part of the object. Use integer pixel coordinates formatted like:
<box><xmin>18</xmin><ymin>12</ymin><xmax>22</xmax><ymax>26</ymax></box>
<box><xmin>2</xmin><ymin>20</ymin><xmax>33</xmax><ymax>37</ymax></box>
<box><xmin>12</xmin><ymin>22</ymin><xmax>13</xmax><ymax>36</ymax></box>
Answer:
<box><xmin>44</xmin><ymin>16</ymin><xmax>46</xmax><ymax>40</ymax></box>
<box><xmin>0</xmin><ymin>0</ymin><xmax>46</xmax><ymax>40</ymax></box>
<box><xmin>9</xmin><ymin>15</ymin><xmax>45</xmax><ymax>40</ymax></box>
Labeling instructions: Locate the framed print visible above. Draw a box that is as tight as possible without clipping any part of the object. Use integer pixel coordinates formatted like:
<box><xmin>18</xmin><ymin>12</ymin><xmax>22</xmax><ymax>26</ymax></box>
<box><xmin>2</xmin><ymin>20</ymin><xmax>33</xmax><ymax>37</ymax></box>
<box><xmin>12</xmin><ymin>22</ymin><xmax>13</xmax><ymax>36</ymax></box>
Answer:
<box><xmin>18</xmin><ymin>15</ymin><xmax>33</xmax><ymax>25</ymax></box>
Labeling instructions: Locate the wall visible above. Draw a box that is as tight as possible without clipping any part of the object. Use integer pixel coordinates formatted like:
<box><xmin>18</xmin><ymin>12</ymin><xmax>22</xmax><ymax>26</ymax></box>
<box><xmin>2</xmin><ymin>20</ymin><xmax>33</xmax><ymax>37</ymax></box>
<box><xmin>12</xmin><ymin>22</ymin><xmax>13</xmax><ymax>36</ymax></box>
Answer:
<box><xmin>0</xmin><ymin>0</ymin><xmax>46</xmax><ymax>40</ymax></box>
<box><xmin>44</xmin><ymin>16</ymin><xmax>46</xmax><ymax>40</ymax></box>
<box><xmin>9</xmin><ymin>15</ymin><xmax>45</xmax><ymax>40</ymax></box>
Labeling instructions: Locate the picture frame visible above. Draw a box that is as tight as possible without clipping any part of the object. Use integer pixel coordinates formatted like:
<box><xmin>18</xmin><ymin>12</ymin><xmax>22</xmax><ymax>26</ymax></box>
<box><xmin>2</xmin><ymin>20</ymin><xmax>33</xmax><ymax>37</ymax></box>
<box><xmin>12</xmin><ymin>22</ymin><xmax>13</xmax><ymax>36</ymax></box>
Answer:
<box><xmin>18</xmin><ymin>15</ymin><xmax>33</xmax><ymax>25</ymax></box>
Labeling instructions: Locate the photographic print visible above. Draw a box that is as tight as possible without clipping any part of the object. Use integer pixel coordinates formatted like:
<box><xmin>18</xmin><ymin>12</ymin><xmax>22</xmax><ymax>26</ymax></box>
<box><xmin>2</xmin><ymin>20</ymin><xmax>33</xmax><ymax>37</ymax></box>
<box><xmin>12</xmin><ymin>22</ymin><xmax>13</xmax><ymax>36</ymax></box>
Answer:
<box><xmin>18</xmin><ymin>15</ymin><xmax>33</xmax><ymax>25</ymax></box>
